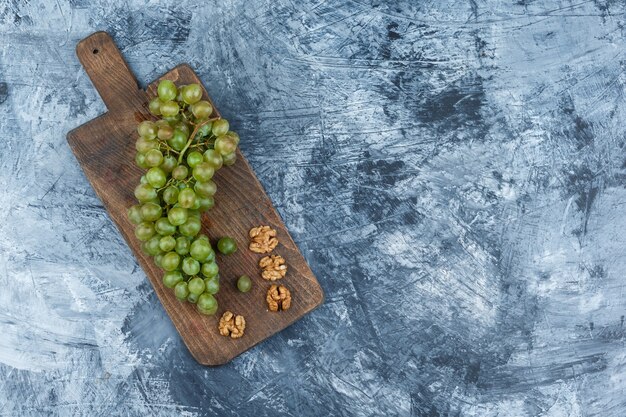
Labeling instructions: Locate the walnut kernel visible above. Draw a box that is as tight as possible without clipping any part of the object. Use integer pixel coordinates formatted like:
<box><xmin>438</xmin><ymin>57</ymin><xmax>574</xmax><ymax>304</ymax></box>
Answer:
<box><xmin>218</xmin><ymin>311</ymin><xmax>246</xmax><ymax>339</ymax></box>
<box><xmin>259</xmin><ymin>254</ymin><xmax>287</xmax><ymax>281</ymax></box>
<box><xmin>249</xmin><ymin>225</ymin><xmax>279</xmax><ymax>254</ymax></box>
<box><xmin>266</xmin><ymin>284</ymin><xmax>292</xmax><ymax>312</ymax></box>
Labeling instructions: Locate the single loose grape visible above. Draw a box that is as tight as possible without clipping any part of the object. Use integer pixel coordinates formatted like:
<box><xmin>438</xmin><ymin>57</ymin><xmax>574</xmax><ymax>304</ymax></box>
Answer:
<box><xmin>157</xmin><ymin>125</ymin><xmax>174</xmax><ymax>140</ymax></box>
<box><xmin>135</xmin><ymin>222</ymin><xmax>155</xmax><ymax>241</ymax></box>
<box><xmin>168</xmin><ymin>207</ymin><xmax>188</xmax><ymax>226</ymax></box>
<box><xmin>140</xmin><ymin>202</ymin><xmax>162</xmax><ymax>222</ymax></box>
<box><xmin>212</xmin><ymin>119</ymin><xmax>229</xmax><ymax>136</ymax></box>
<box><xmin>188</xmin><ymin>277</ymin><xmax>206</xmax><ymax>295</ymax></box>
<box><xmin>145</xmin><ymin>149</ymin><xmax>164</xmax><ymax>167</ymax></box>
<box><xmin>222</xmin><ymin>152</ymin><xmax>237</xmax><ymax>166</ymax></box>
<box><xmin>203</xmin><ymin>149</ymin><xmax>223</xmax><ymax>170</ymax></box>
<box><xmin>134</xmin><ymin>184</ymin><xmax>157</xmax><ymax>202</ymax></box>
<box><xmin>175</xmin><ymin>236</ymin><xmax>191</xmax><ymax>255</ymax></box>
<box><xmin>172</xmin><ymin>165</ymin><xmax>188</xmax><ymax>180</ymax></box>
<box><xmin>237</xmin><ymin>275</ymin><xmax>252</xmax><ymax>293</ymax></box>
<box><xmin>179</xmin><ymin>217</ymin><xmax>201</xmax><ymax>237</ymax></box>
<box><xmin>157</xmin><ymin>79</ymin><xmax>178</xmax><ymax>101</ymax></box>
<box><xmin>159</xmin><ymin>235</ymin><xmax>176</xmax><ymax>252</ymax></box>
<box><xmin>214</xmin><ymin>135</ymin><xmax>237</xmax><ymax>156</ymax></box>
<box><xmin>194</xmin><ymin>180</ymin><xmax>217</xmax><ymax>197</ymax></box>
<box><xmin>178</xmin><ymin>188</ymin><xmax>197</xmax><ymax>209</ymax></box>
<box><xmin>204</xmin><ymin>276</ymin><xmax>220</xmax><ymax>294</ymax></box>
<box><xmin>127</xmin><ymin>205</ymin><xmax>143</xmax><ymax>225</ymax></box>
<box><xmin>163</xmin><ymin>271</ymin><xmax>183</xmax><ymax>289</ymax></box>
<box><xmin>146</xmin><ymin>167</ymin><xmax>167</xmax><ymax>188</ymax></box>
<box><xmin>187</xmin><ymin>151</ymin><xmax>204</xmax><ymax>168</ymax></box>
<box><xmin>137</xmin><ymin>121</ymin><xmax>157</xmax><ymax>139</ymax></box>
<box><xmin>145</xmin><ymin>236</ymin><xmax>162</xmax><ymax>256</ymax></box>
<box><xmin>181</xmin><ymin>84</ymin><xmax>202</xmax><ymax>105</ymax></box>
<box><xmin>160</xmin><ymin>100</ymin><xmax>179</xmax><ymax>117</ymax></box>
<box><xmin>155</xmin><ymin>217</ymin><xmax>176</xmax><ymax>236</ymax></box>
<box><xmin>182</xmin><ymin>257</ymin><xmax>201</xmax><ymax>276</ymax></box>
<box><xmin>197</xmin><ymin>196</ymin><xmax>215</xmax><ymax>212</ymax></box>
<box><xmin>191</xmin><ymin>100</ymin><xmax>213</xmax><ymax>119</ymax></box>
<box><xmin>149</xmin><ymin>98</ymin><xmax>162</xmax><ymax>116</ymax></box>
<box><xmin>197</xmin><ymin>293</ymin><xmax>217</xmax><ymax>311</ymax></box>
<box><xmin>201</xmin><ymin>261</ymin><xmax>219</xmax><ymax>278</ymax></box>
<box><xmin>160</xmin><ymin>154</ymin><xmax>177</xmax><ymax>173</ymax></box>
<box><xmin>161</xmin><ymin>252</ymin><xmax>181</xmax><ymax>271</ymax></box>
<box><xmin>190</xmin><ymin>239</ymin><xmax>211</xmax><ymax>262</ymax></box>
<box><xmin>217</xmin><ymin>237</ymin><xmax>237</xmax><ymax>255</ymax></box>
<box><xmin>162</xmin><ymin>186</ymin><xmax>179</xmax><ymax>205</ymax></box>
<box><xmin>193</xmin><ymin>162</ymin><xmax>214</xmax><ymax>183</ymax></box>
<box><xmin>174</xmin><ymin>281</ymin><xmax>189</xmax><ymax>300</ymax></box>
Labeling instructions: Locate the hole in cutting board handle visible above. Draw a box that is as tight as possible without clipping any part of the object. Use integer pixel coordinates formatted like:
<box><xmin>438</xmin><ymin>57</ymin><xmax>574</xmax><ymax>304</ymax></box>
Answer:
<box><xmin>93</xmin><ymin>48</ymin><xmax>99</xmax><ymax>54</ymax></box>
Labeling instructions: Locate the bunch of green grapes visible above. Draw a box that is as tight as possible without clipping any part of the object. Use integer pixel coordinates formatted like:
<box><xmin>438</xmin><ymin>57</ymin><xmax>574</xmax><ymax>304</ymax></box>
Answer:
<box><xmin>127</xmin><ymin>80</ymin><xmax>240</xmax><ymax>315</ymax></box>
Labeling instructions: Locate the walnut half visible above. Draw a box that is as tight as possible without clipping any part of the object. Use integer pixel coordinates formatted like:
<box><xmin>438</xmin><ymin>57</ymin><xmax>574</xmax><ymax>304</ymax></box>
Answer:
<box><xmin>249</xmin><ymin>226</ymin><xmax>279</xmax><ymax>254</ymax></box>
<box><xmin>218</xmin><ymin>311</ymin><xmax>246</xmax><ymax>339</ymax></box>
<box><xmin>266</xmin><ymin>284</ymin><xmax>291</xmax><ymax>312</ymax></box>
<box><xmin>259</xmin><ymin>254</ymin><xmax>287</xmax><ymax>281</ymax></box>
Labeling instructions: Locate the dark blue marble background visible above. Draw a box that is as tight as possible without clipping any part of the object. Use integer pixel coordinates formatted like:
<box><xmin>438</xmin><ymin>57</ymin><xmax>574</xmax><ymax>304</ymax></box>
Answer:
<box><xmin>1</xmin><ymin>1</ymin><xmax>625</xmax><ymax>416</ymax></box>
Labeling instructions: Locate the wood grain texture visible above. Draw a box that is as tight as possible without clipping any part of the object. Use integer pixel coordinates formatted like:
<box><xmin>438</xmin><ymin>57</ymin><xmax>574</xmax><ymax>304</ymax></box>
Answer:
<box><xmin>66</xmin><ymin>32</ymin><xmax>323</xmax><ymax>365</ymax></box>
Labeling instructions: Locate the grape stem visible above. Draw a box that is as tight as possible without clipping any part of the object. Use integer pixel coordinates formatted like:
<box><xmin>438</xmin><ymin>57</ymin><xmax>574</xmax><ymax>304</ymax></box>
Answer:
<box><xmin>178</xmin><ymin>117</ymin><xmax>220</xmax><ymax>164</ymax></box>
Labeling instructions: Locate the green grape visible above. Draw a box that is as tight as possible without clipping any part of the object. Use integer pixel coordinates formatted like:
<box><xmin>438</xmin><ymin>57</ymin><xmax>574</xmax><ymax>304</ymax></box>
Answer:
<box><xmin>191</xmin><ymin>100</ymin><xmax>213</xmax><ymax>119</ymax></box>
<box><xmin>182</xmin><ymin>257</ymin><xmax>200</xmax><ymax>276</ymax></box>
<box><xmin>217</xmin><ymin>237</ymin><xmax>237</xmax><ymax>255</ymax></box>
<box><xmin>134</xmin><ymin>184</ymin><xmax>157</xmax><ymax>202</ymax></box>
<box><xmin>197</xmin><ymin>293</ymin><xmax>217</xmax><ymax>311</ymax></box>
<box><xmin>157</xmin><ymin>125</ymin><xmax>174</xmax><ymax>140</ymax></box>
<box><xmin>186</xmin><ymin>151</ymin><xmax>204</xmax><ymax>168</ymax></box>
<box><xmin>191</xmin><ymin>198</ymin><xmax>201</xmax><ymax>210</ymax></box>
<box><xmin>140</xmin><ymin>202</ymin><xmax>162</xmax><ymax>222</ymax></box>
<box><xmin>194</xmin><ymin>180</ymin><xmax>217</xmax><ymax>197</ymax></box>
<box><xmin>127</xmin><ymin>205</ymin><xmax>143</xmax><ymax>225</ymax></box>
<box><xmin>161</xmin><ymin>252</ymin><xmax>181</xmax><ymax>271</ymax></box>
<box><xmin>154</xmin><ymin>253</ymin><xmax>164</xmax><ymax>268</ymax></box>
<box><xmin>160</xmin><ymin>154</ymin><xmax>177</xmax><ymax>173</ymax></box>
<box><xmin>149</xmin><ymin>98</ymin><xmax>162</xmax><ymax>116</ymax></box>
<box><xmin>157</xmin><ymin>80</ymin><xmax>177</xmax><ymax>101</ymax></box>
<box><xmin>190</xmin><ymin>239</ymin><xmax>211</xmax><ymax>261</ymax></box>
<box><xmin>225</xmin><ymin>131</ymin><xmax>240</xmax><ymax>146</ymax></box>
<box><xmin>144</xmin><ymin>149</ymin><xmax>164</xmax><ymax>167</ymax></box>
<box><xmin>135</xmin><ymin>152</ymin><xmax>149</xmax><ymax>169</ymax></box>
<box><xmin>155</xmin><ymin>217</ymin><xmax>176</xmax><ymax>235</ymax></box>
<box><xmin>174</xmin><ymin>281</ymin><xmax>189</xmax><ymax>300</ymax></box>
<box><xmin>237</xmin><ymin>275</ymin><xmax>252</xmax><ymax>293</ymax></box>
<box><xmin>168</xmin><ymin>131</ymin><xmax>187</xmax><ymax>151</ymax></box>
<box><xmin>196</xmin><ymin>234</ymin><xmax>209</xmax><ymax>242</ymax></box>
<box><xmin>197</xmin><ymin>196</ymin><xmax>215</xmax><ymax>211</ymax></box>
<box><xmin>201</xmin><ymin>261</ymin><xmax>219</xmax><ymax>278</ymax></box>
<box><xmin>159</xmin><ymin>235</ymin><xmax>176</xmax><ymax>252</ymax></box>
<box><xmin>202</xmin><ymin>248</ymin><xmax>216</xmax><ymax>263</ymax></box>
<box><xmin>163</xmin><ymin>271</ymin><xmax>183</xmax><ymax>289</ymax></box>
<box><xmin>155</xmin><ymin>119</ymin><xmax>169</xmax><ymax>127</ymax></box>
<box><xmin>192</xmin><ymin>162</ymin><xmax>214</xmax><ymax>182</ymax></box>
<box><xmin>135</xmin><ymin>222</ymin><xmax>155</xmax><ymax>241</ymax></box>
<box><xmin>164</xmin><ymin>114</ymin><xmax>181</xmax><ymax>124</ymax></box>
<box><xmin>175</xmin><ymin>122</ymin><xmax>190</xmax><ymax>136</ymax></box>
<box><xmin>187</xmin><ymin>293</ymin><xmax>199</xmax><ymax>304</ymax></box>
<box><xmin>168</xmin><ymin>207</ymin><xmax>188</xmax><ymax>226</ymax></box>
<box><xmin>175</xmin><ymin>236</ymin><xmax>191</xmax><ymax>255</ymax></box>
<box><xmin>141</xmin><ymin>241</ymin><xmax>150</xmax><ymax>255</ymax></box>
<box><xmin>187</xmin><ymin>209</ymin><xmax>201</xmax><ymax>220</ymax></box>
<box><xmin>188</xmin><ymin>277</ymin><xmax>205</xmax><ymax>295</ymax></box>
<box><xmin>175</xmin><ymin>85</ymin><xmax>185</xmax><ymax>102</ymax></box>
<box><xmin>222</xmin><ymin>152</ymin><xmax>237</xmax><ymax>166</ymax></box>
<box><xmin>144</xmin><ymin>236</ymin><xmax>161</xmax><ymax>256</ymax></box>
<box><xmin>136</xmin><ymin>136</ymin><xmax>158</xmax><ymax>153</ymax></box>
<box><xmin>160</xmin><ymin>100</ymin><xmax>179</xmax><ymax>117</ymax></box>
<box><xmin>203</xmin><ymin>149</ymin><xmax>223</xmax><ymax>170</ymax></box>
<box><xmin>181</xmin><ymin>84</ymin><xmax>202</xmax><ymax>105</ymax></box>
<box><xmin>198</xmin><ymin>303</ymin><xmax>218</xmax><ymax>316</ymax></box>
<box><xmin>139</xmin><ymin>175</ymin><xmax>148</xmax><ymax>184</ymax></box>
<box><xmin>198</xmin><ymin>122</ymin><xmax>213</xmax><ymax>136</ymax></box>
<box><xmin>179</xmin><ymin>217</ymin><xmax>201</xmax><ymax>237</ymax></box>
<box><xmin>172</xmin><ymin>165</ymin><xmax>188</xmax><ymax>180</ymax></box>
<box><xmin>214</xmin><ymin>135</ymin><xmax>237</xmax><ymax>156</ymax></box>
<box><xmin>212</xmin><ymin>119</ymin><xmax>229</xmax><ymax>136</ymax></box>
<box><xmin>137</xmin><ymin>121</ymin><xmax>157</xmax><ymax>139</ymax></box>
<box><xmin>163</xmin><ymin>186</ymin><xmax>179</xmax><ymax>205</ymax></box>
<box><xmin>178</xmin><ymin>188</ymin><xmax>197</xmax><ymax>209</ymax></box>
<box><xmin>146</xmin><ymin>167</ymin><xmax>167</xmax><ymax>188</ymax></box>
<box><xmin>204</xmin><ymin>276</ymin><xmax>220</xmax><ymax>294</ymax></box>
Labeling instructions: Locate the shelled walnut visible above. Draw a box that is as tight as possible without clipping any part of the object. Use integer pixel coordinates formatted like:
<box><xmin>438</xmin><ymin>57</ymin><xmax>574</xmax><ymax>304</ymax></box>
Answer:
<box><xmin>259</xmin><ymin>255</ymin><xmax>287</xmax><ymax>281</ymax></box>
<box><xmin>218</xmin><ymin>311</ymin><xmax>246</xmax><ymax>339</ymax></box>
<box><xmin>249</xmin><ymin>225</ymin><xmax>279</xmax><ymax>254</ymax></box>
<box><xmin>266</xmin><ymin>284</ymin><xmax>291</xmax><ymax>312</ymax></box>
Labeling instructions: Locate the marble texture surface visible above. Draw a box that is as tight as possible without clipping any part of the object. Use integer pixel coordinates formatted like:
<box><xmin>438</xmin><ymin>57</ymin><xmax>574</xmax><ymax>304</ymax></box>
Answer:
<box><xmin>1</xmin><ymin>1</ymin><xmax>626</xmax><ymax>416</ymax></box>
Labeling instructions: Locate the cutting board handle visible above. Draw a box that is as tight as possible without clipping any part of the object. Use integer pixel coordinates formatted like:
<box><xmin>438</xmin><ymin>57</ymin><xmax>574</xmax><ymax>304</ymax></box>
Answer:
<box><xmin>76</xmin><ymin>32</ymin><xmax>144</xmax><ymax>112</ymax></box>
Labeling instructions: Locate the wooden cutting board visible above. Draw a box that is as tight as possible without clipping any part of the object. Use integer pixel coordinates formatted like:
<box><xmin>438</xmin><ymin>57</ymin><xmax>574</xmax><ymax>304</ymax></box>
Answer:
<box><xmin>66</xmin><ymin>32</ymin><xmax>324</xmax><ymax>365</ymax></box>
